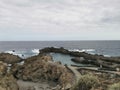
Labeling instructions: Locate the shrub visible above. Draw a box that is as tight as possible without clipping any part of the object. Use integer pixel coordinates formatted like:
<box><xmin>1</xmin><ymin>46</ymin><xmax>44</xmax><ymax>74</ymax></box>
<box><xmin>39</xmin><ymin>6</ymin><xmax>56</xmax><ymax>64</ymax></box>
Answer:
<box><xmin>108</xmin><ymin>82</ymin><xmax>120</xmax><ymax>90</ymax></box>
<box><xmin>71</xmin><ymin>74</ymin><xmax>99</xmax><ymax>90</ymax></box>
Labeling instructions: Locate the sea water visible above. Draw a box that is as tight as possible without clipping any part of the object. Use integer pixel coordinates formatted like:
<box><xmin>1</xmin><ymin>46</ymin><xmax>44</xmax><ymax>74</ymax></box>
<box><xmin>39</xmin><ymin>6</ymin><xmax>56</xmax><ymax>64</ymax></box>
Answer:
<box><xmin>0</xmin><ymin>41</ymin><xmax>120</xmax><ymax>65</ymax></box>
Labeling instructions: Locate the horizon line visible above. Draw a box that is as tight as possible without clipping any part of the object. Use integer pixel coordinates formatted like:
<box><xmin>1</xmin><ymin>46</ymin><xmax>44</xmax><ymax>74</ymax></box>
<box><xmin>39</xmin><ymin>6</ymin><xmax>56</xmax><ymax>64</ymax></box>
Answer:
<box><xmin>0</xmin><ymin>40</ymin><xmax>120</xmax><ymax>42</ymax></box>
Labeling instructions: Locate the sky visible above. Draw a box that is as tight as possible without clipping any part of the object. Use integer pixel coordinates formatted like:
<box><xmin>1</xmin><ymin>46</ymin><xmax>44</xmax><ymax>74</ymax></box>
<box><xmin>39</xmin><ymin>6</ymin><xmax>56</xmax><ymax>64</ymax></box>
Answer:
<box><xmin>0</xmin><ymin>0</ymin><xmax>120</xmax><ymax>41</ymax></box>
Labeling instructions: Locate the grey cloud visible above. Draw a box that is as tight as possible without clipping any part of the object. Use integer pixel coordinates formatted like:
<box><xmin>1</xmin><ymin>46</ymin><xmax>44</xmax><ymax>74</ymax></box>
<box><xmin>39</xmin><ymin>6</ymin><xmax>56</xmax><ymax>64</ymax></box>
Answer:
<box><xmin>0</xmin><ymin>0</ymin><xmax>120</xmax><ymax>40</ymax></box>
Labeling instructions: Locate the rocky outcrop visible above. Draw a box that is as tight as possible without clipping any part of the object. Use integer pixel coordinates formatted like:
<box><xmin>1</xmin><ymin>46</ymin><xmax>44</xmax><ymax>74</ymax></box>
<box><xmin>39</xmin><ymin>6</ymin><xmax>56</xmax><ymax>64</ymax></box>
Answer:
<box><xmin>71</xmin><ymin>57</ymin><xmax>89</xmax><ymax>64</ymax></box>
<box><xmin>40</xmin><ymin>47</ymin><xmax>120</xmax><ymax>63</ymax></box>
<box><xmin>40</xmin><ymin>47</ymin><xmax>69</xmax><ymax>54</ymax></box>
<box><xmin>0</xmin><ymin>61</ymin><xmax>19</xmax><ymax>90</ymax></box>
<box><xmin>0</xmin><ymin>53</ymin><xmax>22</xmax><ymax>64</ymax></box>
<box><xmin>11</xmin><ymin>54</ymin><xmax>75</xmax><ymax>89</ymax></box>
<box><xmin>0</xmin><ymin>61</ymin><xmax>7</xmax><ymax>76</ymax></box>
<box><xmin>40</xmin><ymin>47</ymin><xmax>120</xmax><ymax>71</ymax></box>
<box><xmin>0</xmin><ymin>74</ymin><xmax>19</xmax><ymax>90</ymax></box>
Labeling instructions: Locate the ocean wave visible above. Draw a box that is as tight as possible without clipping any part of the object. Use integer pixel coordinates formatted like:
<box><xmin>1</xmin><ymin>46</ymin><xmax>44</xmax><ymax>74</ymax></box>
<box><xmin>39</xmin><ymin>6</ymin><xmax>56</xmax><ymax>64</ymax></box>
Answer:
<box><xmin>31</xmin><ymin>49</ymin><xmax>40</xmax><ymax>54</ymax></box>
<box><xmin>5</xmin><ymin>50</ymin><xmax>15</xmax><ymax>54</ymax></box>
<box><xmin>5</xmin><ymin>50</ymin><xmax>24</xmax><ymax>58</ymax></box>
<box><xmin>103</xmin><ymin>55</ymin><xmax>111</xmax><ymax>57</ymax></box>
<box><xmin>4</xmin><ymin>49</ymin><xmax>40</xmax><ymax>58</ymax></box>
<box><xmin>85</xmin><ymin>49</ymin><xmax>95</xmax><ymax>52</ymax></box>
<box><xmin>69</xmin><ymin>49</ymin><xmax>95</xmax><ymax>52</ymax></box>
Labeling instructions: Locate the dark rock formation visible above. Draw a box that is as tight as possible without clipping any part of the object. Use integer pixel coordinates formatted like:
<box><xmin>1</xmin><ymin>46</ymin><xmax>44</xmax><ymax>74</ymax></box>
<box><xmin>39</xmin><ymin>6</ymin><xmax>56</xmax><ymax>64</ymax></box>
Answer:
<box><xmin>40</xmin><ymin>47</ymin><xmax>120</xmax><ymax>71</ymax></box>
<box><xmin>40</xmin><ymin>47</ymin><xmax>69</xmax><ymax>54</ymax></box>
<box><xmin>71</xmin><ymin>57</ymin><xmax>90</xmax><ymax>64</ymax></box>
<box><xmin>0</xmin><ymin>53</ymin><xmax>22</xmax><ymax>64</ymax></box>
<box><xmin>11</xmin><ymin>54</ymin><xmax>75</xmax><ymax>89</ymax></box>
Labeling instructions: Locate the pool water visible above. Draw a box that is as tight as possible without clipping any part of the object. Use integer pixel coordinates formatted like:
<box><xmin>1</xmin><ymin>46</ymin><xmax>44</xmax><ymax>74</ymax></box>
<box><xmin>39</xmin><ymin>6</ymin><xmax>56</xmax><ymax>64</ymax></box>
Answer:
<box><xmin>50</xmin><ymin>53</ymin><xmax>84</xmax><ymax>66</ymax></box>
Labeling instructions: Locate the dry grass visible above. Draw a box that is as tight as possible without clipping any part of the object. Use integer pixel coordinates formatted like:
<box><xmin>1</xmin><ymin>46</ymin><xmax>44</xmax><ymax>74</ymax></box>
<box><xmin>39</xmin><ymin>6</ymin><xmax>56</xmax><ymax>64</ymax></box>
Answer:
<box><xmin>71</xmin><ymin>74</ymin><xmax>99</xmax><ymax>90</ymax></box>
<box><xmin>108</xmin><ymin>82</ymin><xmax>120</xmax><ymax>90</ymax></box>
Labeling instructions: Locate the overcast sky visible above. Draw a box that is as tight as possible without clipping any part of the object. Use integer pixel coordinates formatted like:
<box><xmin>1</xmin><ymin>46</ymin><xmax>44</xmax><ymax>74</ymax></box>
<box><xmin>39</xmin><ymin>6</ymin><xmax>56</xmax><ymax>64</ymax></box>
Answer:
<box><xmin>0</xmin><ymin>0</ymin><xmax>120</xmax><ymax>41</ymax></box>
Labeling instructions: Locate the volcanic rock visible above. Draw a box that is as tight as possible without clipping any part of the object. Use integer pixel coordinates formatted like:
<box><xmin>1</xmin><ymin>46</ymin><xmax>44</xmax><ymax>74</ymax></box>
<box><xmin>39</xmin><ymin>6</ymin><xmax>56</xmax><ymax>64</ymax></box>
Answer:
<box><xmin>71</xmin><ymin>57</ymin><xmax>89</xmax><ymax>64</ymax></box>
<box><xmin>40</xmin><ymin>47</ymin><xmax>120</xmax><ymax>70</ymax></box>
<box><xmin>0</xmin><ymin>61</ymin><xmax>19</xmax><ymax>90</ymax></box>
<box><xmin>0</xmin><ymin>74</ymin><xmax>19</xmax><ymax>90</ymax></box>
<box><xmin>11</xmin><ymin>54</ymin><xmax>74</xmax><ymax>89</ymax></box>
<box><xmin>0</xmin><ymin>61</ymin><xmax>7</xmax><ymax>76</ymax></box>
<box><xmin>0</xmin><ymin>53</ymin><xmax>22</xmax><ymax>64</ymax></box>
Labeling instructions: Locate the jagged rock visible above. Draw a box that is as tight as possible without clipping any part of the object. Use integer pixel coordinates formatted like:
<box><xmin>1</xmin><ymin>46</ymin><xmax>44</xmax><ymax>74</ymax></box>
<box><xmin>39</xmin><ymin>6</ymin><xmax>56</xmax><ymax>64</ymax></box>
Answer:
<box><xmin>40</xmin><ymin>47</ymin><xmax>69</xmax><ymax>54</ymax></box>
<box><xmin>71</xmin><ymin>57</ymin><xmax>89</xmax><ymax>64</ymax></box>
<box><xmin>40</xmin><ymin>47</ymin><xmax>120</xmax><ymax>70</ymax></box>
<box><xmin>0</xmin><ymin>61</ymin><xmax>7</xmax><ymax>76</ymax></box>
<box><xmin>55</xmin><ymin>61</ymin><xmax>62</xmax><ymax>65</ymax></box>
<box><xmin>0</xmin><ymin>53</ymin><xmax>22</xmax><ymax>64</ymax></box>
<box><xmin>0</xmin><ymin>61</ymin><xmax>19</xmax><ymax>90</ymax></box>
<box><xmin>0</xmin><ymin>74</ymin><xmax>19</xmax><ymax>90</ymax></box>
<box><xmin>11</xmin><ymin>54</ymin><xmax>74</xmax><ymax>88</ymax></box>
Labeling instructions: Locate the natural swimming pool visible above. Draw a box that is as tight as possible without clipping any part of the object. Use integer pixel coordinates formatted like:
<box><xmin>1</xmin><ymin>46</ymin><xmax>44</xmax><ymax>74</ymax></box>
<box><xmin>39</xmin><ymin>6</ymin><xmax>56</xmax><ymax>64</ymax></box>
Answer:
<box><xmin>50</xmin><ymin>53</ymin><xmax>85</xmax><ymax>66</ymax></box>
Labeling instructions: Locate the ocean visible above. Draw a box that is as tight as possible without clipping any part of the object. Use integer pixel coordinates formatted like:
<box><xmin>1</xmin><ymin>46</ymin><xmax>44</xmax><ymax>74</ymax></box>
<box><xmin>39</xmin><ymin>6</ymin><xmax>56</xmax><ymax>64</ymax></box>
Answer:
<box><xmin>0</xmin><ymin>41</ymin><xmax>120</xmax><ymax>65</ymax></box>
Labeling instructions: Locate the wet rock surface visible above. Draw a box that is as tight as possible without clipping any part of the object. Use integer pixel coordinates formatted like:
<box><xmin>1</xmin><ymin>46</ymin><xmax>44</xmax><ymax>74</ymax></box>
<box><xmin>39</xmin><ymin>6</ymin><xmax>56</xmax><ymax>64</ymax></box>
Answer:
<box><xmin>0</xmin><ymin>53</ymin><xmax>22</xmax><ymax>64</ymax></box>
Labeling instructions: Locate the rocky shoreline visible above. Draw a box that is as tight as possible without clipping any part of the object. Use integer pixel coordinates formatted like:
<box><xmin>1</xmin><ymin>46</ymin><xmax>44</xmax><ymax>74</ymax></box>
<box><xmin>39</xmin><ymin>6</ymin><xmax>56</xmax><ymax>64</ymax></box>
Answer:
<box><xmin>0</xmin><ymin>52</ymin><xmax>75</xmax><ymax>90</ymax></box>
<box><xmin>40</xmin><ymin>47</ymin><xmax>120</xmax><ymax>71</ymax></box>
<box><xmin>0</xmin><ymin>47</ymin><xmax>120</xmax><ymax>90</ymax></box>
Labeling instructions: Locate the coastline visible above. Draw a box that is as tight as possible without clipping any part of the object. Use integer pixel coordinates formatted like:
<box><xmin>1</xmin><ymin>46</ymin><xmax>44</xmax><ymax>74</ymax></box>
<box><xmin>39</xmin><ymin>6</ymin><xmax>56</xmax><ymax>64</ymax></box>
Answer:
<box><xmin>0</xmin><ymin>47</ymin><xmax>120</xmax><ymax>90</ymax></box>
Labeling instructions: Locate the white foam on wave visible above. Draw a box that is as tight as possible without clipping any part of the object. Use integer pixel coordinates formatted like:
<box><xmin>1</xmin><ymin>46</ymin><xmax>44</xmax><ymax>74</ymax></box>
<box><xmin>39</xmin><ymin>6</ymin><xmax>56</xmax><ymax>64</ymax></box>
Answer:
<box><xmin>69</xmin><ymin>49</ymin><xmax>82</xmax><ymax>52</ymax></box>
<box><xmin>69</xmin><ymin>49</ymin><xmax>95</xmax><ymax>52</ymax></box>
<box><xmin>5</xmin><ymin>50</ymin><xmax>15</xmax><ymax>54</ymax></box>
<box><xmin>85</xmin><ymin>49</ymin><xmax>95</xmax><ymax>52</ymax></box>
<box><xmin>5</xmin><ymin>50</ymin><xmax>24</xmax><ymax>58</ymax></box>
<box><xmin>104</xmin><ymin>55</ymin><xmax>111</xmax><ymax>57</ymax></box>
<box><xmin>31</xmin><ymin>49</ymin><xmax>40</xmax><ymax>54</ymax></box>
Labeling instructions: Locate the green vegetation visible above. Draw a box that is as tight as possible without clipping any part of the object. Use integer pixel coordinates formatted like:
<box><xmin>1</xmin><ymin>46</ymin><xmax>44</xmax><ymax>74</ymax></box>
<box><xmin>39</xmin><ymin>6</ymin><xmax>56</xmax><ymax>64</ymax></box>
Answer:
<box><xmin>71</xmin><ymin>74</ymin><xmax>99</xmax><ymax>90</ymax></box>
<box><xmin>108</xmin><ymin>82</ymin><xmax>120</xmax><ymax>90</ymax></box>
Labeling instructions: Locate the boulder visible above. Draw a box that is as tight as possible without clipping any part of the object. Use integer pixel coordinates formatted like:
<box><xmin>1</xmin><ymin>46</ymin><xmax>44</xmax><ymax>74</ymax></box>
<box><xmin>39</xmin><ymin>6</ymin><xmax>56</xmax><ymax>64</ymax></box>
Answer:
<box><xmin>0</xmin><ymin>53</ymin><xmax>22</xmax><ymax>64</ymax></box>
<box><xmin>0</xmin><ymin>61</ymin><xmax>7</xmax><ymax>76</ymax></box>
<box><xmin>0</xmin><ymin>61</ymin><xmax>19</xmax><ymax>90</ymax></box>
<box><xmin>0</xmin><ymin>74</ymin><xmax>19</xmax><ymax>90</ymax></box>
<box><xmin>71</xmin><ymin>57</ymin><xmax>89</xmax><ymax>64</ymax></box>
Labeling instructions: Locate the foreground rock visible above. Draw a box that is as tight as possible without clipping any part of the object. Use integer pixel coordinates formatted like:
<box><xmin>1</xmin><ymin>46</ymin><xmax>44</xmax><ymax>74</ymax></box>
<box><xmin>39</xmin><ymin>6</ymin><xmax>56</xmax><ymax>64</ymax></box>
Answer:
<box><xmin>11</xmin><ymin>54</ymin><xmax>75</xmax><ymax>89</ymax></box>
<box><xmin>0</xmin><ymin>74</ymin><xmax>19</xmax><ymax>90</ymax></box>
<box><xmin>0</xmin><ymin>61</ymin><xmax>7</xmax><ymax>75</ymax></box>
<box><xmin>0</xmin><ymin>53</ymin><xmax>22</xmax><ymax>64</ymax></box>
<box><xmin>78</xmin><ymin>68</ymin><xmax>120</xmax><ymax>90</ymax></box>
<box><xmin>0</xmin><ymin>61</ymin><xmax>19</xmax><ymax>90</ymax></box>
